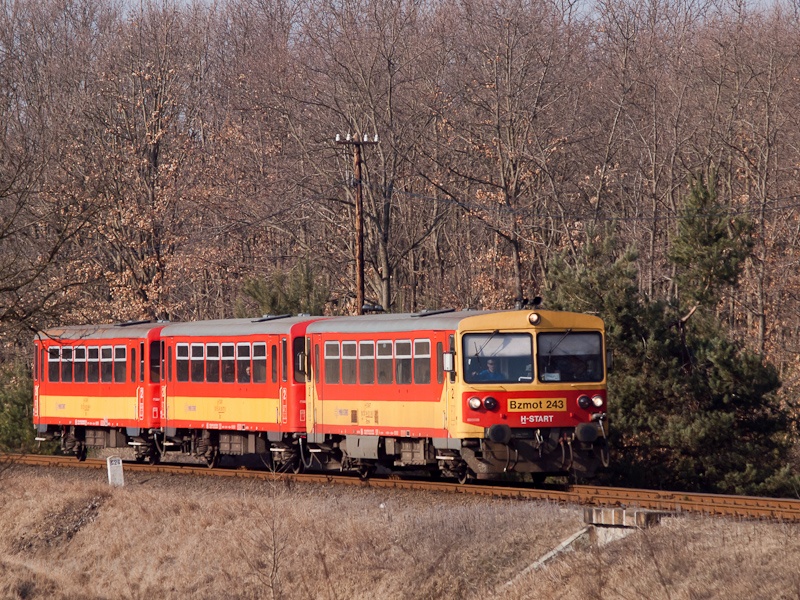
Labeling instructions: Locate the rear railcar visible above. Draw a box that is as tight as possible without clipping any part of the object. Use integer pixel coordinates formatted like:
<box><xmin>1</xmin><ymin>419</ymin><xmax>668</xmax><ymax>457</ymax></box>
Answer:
<box><xmin>304</xmin><ymin>309</ymin><xmax>608</xmax><ymax>481</ymax></box>
<box><xmin>158</xmin><ymin>315</ymin><xmax>323</xmax><ymax>468</ymax></box>
<box><xmin>33</xmin><ymin>322</ymin><xmax>166</xmax><ymax>461</ymax></box>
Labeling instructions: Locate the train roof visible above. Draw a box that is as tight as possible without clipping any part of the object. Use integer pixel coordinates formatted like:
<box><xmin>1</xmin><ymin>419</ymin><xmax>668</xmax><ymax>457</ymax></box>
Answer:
<box><xmin>305</xmin><ymin>309</ymin><xmax>604</xmax><ymax>334</ymax></box>
<box><xmin>159</xmin><ymin>315</ymin><xmax>324</xmax><ymax>338</ymax></box>
<box><xmin>304</xmin><ymin>310</ymin><xmax>483</xmax><ymax>333</ymax></box>
<box><xmin>37</xmin><ymin>321</ymin><xmax>164</xmax><ymax>342</ymax></box>
<box><xmin>36</xmin><ymin>310</ymin><xmax>604</xmax><ymax>343</ymax></box>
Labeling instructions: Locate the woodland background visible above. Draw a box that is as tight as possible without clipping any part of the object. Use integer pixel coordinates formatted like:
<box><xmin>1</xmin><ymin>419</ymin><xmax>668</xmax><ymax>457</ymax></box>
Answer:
<box><xmin>3</xmin><ymin>0</ymin><xmax>800</xmax><ymax>494</ymax></box>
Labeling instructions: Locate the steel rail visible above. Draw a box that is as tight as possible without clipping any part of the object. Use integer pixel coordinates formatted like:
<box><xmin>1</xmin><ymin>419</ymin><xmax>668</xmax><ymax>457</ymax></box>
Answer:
<box><xmin>6</xmin><ymin>454</ymin><xmax>800</xmax><ymax>522</ymax></box>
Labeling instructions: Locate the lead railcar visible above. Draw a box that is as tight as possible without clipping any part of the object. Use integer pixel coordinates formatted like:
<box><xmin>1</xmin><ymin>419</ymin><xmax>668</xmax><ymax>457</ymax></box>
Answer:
<box><xmin>302</xmin><ymin>308</ymin><xmax>609</xmax><ymax>481</ymax></box>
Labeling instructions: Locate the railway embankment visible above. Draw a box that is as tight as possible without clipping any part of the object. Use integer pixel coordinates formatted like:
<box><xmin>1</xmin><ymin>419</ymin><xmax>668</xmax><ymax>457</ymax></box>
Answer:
<box><xmin>1</xmin><ymin>462</ymin><xmax>799</xmax><ymax>599</ymax></box>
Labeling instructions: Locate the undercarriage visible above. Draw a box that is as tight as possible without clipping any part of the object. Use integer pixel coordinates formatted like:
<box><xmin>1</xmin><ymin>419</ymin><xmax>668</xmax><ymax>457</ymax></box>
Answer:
<box><xmin>35</xmin><ymin>424</ymin><xmax>608</xmax><ymax>482</ymax></box>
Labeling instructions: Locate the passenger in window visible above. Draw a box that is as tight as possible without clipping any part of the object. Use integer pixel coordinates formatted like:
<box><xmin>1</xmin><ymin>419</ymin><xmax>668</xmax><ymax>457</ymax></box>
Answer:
<box><xmin>477</xmin><ymin>359</ymin><xmax>504</xmax><ymax>382</ymax></box>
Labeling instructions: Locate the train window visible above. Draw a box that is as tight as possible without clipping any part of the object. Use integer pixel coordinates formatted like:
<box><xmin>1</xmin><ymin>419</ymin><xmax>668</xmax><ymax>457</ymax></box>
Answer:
<box><xmin>222</xmin><ymin>344</ymin><xmax>235</xmax><ymax>383</ymax></box>
<box><xmin>271</xmin><ymin>344</ymin><xmax>278</xmax><ymax>383</ymax></box>
<box><xmin>140</xmin><ymin>342</ymin><xmax>145</xmax><ymax>381</ymax></box>
<box><xmin>48</xmin><ymin>347</ymin><xmax>60</xmax><ymax>382</ymax></box>
<box><xmin>324</xmin><ymin>341</ymin><xmax>340</xmax><ymax>384</ymax></box>
<box><xmin>130</xmin><ymin>348</ymin><xmax>136</xmax><ymax>383</ymax></box>
<box><xmin>377</xmin><ymin>341</ymin><xmax>393</xmax><ymax>385</ymax></box>
<box><xmin>281</xmin><ymin>339</ymin><xmax>288</xmax><ymax>382</ymax></box>
<box><xmin>167</xmin><ymin>346</ymin><xmax>173</xmax><ymax>382</ymax></box>
<box><xmin>436</xmin><ymin>342</ymin><xmax>444</xmax><ymax>384</ymax></box>
<box><xmin>253</xmin><ymin>343</ymin><xmax>267</xmax><ymax>383</ymax></box>
<box><xmin>176</xmin><ymin>344</ymin><xmax>189</xmax><ymax>382</ymax></box>
<box><xmin>206</xmin><ymin>344</ymin><xmax>220</xmax><ymax>382</ymax></box>
<box><xmin>74</xmin><ymin>347</ymin><xmax>86</xmax><ymax>383</ymax></box>
<box><xmin>61</xmin><ymin>347</ymin><xmax>73</xmax><ymax>383</ymax></box>
<box><xmin>100</xmin><ymin>346</ymin><xmax>113</xmax><ymax>382</ymax></box>
<box><xmin>359</xmin><ymin>341</ymin><xmax>375</xmax><ymax>384</ymax></box>
<box><xmin>342</xmin><ymin>342</ymin><xmax>357</xmax><ymax>384</ymax></box>
<box><xmin>88</xmin><ymin>347</ymin><xmax>100</xmax><ymax>382</ymax></box>
<box><xmin>395</xmin><ymin>340</ymin><xmax>412</xmax><ymax>384</ymax></box>
<box><xmin>37</xmin><ymin>348</ymin><xmax>44</xmax><ymax>381</ymax></box>
<box><xmin>537</xmin><ymin>331</ymin><xmax>603</xmax><ymax>383</ymax></box>
<box><xmin>237</xmin><ymin>343</ymin><xmax>251</xmax><ymax>383</ymax></box>
<box><xmin>448</xmin><ymin>334</ymin><xmax>455</xmax><ymax>383</ymax></box>
<box><xmin>149</xmin><ymin>341</ymin><xmax>161</xmax><ymax>383</ymax></box>
<box><xmin>191</xmin><ymin>344</ymin><xmax>205</xmax><ymax>383</ymax></box>
<box><xmin>414</xmin><ymin>340</ymin><xmax>431</xmax><ymax>384</ymax></box>
<box><xmin>463</xmin><ymin>333</ymin><xmax>532</xmax><ymax>384</ymax></box>
<box><xmin>293</xmin><ymin>337</ymin><xmax>305</xmax><ymax>383</ymax></box>
<box><xmin>33</xmin><ymin>347</ymin><xmax>38</xmax><ymax>382</ymax></box>
<box><xmin>114</xmin><ymin>346</ymin><xmax>127</xmax><ymax>383</ymax></box>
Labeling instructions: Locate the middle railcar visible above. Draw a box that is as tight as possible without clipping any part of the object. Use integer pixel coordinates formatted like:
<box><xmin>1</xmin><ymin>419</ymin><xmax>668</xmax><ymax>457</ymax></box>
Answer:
<box><xmin>158</xmin><ymin>315</ymin><xmax>324</xmax><ymax>468</ymax></box>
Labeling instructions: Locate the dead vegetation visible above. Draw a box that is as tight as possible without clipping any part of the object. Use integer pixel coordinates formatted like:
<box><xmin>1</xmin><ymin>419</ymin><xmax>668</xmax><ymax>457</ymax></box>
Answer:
<box><xmin>0</xmin><ymin>467</ymin><xmax>798</xmax><ymax>599</ymax></box>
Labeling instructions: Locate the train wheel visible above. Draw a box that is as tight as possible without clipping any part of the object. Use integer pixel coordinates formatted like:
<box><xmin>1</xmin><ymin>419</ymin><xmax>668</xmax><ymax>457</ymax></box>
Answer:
<box><xmin>205</xmin><ymin>449</ymin><xmax>219</xmax><ymax>469</ymax></box>
<box><xmin>291</xmin><ymin>458</ymin><xmax>304</xmax><ymax>474</ymax></box>
<box><xmin>358</xmin><ymin>465</ymin><xmax>374</xmax><ymax>481</ymax></box>
<box><xmin>456</xmin><ymin>468</ymin><xmax>474</xmax><ymax>485</ymax></box>
<box><xmin>147</xmin><ymin>450</ymin><xmax>161</xmax><ymax>466</ymax></box>
<box><xmin>77</xmin><ymin>444</ymin><xmax>87</xmax><ymax>462</ymax></box>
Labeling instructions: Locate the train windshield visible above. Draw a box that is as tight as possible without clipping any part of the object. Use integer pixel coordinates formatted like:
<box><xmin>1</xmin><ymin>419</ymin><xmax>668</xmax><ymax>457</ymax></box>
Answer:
<box><xmin>537</xmin><ymin>331</ymin><xmax>603</xmax><ymax>383</ymax></box>
<box><xmin>463</xmin><ymin>333</ymin><xmax>533</xmax><ymax>384</ymax></box>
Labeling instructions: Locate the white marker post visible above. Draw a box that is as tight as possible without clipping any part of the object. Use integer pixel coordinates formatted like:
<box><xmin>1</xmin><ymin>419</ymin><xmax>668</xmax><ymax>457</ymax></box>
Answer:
<box><xmin>107</xmin><ymin>456</ymin><xmax>125</xmax><ymax>487</ymax></box>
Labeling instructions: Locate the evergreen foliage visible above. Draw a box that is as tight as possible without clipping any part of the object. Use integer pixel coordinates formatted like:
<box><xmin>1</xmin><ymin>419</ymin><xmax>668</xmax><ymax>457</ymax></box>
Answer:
<box><xmin>668</xmin><ymin>175</ymin><xmax>753</xmax><ymax>307</ymax></box>
<box><xmin>546</xmin><ymin>217</ymin><xmax>796</xmax><ymax>495</ymax></box>
<box><xmin>0</xmin><ymin>361</ymin><xmax>39</xmax><ymax>453</ymax></box>
<box><xmin>239</xmin><ymin>262</ymin><xmax>329</xmax><ymax>317</ymax></box>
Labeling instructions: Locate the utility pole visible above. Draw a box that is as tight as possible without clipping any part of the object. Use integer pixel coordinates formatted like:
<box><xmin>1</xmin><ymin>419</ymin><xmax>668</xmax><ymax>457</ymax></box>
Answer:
<box><xmin>336</xmin><ymin>133</ymin><xmax>378</xmax><ymax>315</ymax></box>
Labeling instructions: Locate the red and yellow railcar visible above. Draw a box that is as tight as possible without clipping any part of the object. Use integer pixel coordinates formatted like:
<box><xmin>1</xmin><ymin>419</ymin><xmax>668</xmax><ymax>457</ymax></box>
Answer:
<box><xmin>304</xmin><ymin>308</ymin><xmax>608</xmax><ymax>481</ymax></box>
<box><xmin>33</xmin><ymin>322</ymin><xmax>166</xmax><ymax>461</ymax></box>
<box><xmin>158</xmin><ymin>315</ymin><xmax>324</xmax><ymax>468</ymax></box>
<box><xmin>33</xmin><ymin>307</ymin><xmax>608</xmax><ymax>481</ymax></box>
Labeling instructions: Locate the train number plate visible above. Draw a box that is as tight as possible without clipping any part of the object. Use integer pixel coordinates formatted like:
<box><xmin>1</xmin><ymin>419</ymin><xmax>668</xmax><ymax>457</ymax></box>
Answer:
<box><xmin>507</xmin><ymin>398</ymin><xmax>566</xmax><ymax>412</ymax></box>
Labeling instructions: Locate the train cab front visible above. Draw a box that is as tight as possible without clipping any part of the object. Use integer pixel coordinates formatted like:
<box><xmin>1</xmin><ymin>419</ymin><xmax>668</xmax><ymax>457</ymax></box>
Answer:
<box><xmin>452</xmin><ymin>311</ymin><xmax>609</xmax><ymax>480</ymax></box>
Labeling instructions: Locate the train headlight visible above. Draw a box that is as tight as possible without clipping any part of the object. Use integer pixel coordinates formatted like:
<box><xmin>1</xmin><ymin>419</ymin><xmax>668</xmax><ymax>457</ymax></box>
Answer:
<box><xmin>577</xmin><ymin>395</ymin><xmax>591</xmax><ymax>409</ymax></box>
<box><xmin>592</xmin><ymin>395</ymin><xmax>604</xmax><ymax>408</ymax></box>
<box><xmin>528</xmin><ymin>312</ymin><xmax>541</xmax><ymax>325</ymax></box>
<box><xmin>483</xmin><ymin>397</ymin><xmax>499</xmax><ymax>411</ymax></box>
<box><xmin>468</xmin><ymin>397</ymin><xmax>482</xmax><ymax>410</ymax></box>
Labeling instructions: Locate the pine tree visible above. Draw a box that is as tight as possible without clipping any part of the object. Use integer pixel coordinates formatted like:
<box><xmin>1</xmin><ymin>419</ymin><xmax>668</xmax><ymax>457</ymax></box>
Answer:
<box><xmin>546</xmin><ymin>214</ymin><xmax>795</xmax><ymax>495</ymax></box>
<box><xmin>239</xmin><ymin>261</ymin><xmax>329</xmax><ymax>317</ymax></box>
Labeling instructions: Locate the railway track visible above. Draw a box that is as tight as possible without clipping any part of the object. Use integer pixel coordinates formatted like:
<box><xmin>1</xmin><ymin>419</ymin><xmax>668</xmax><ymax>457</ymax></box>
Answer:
<box><xmin>7</xmin><ymin>453</ymin><xmax>800</xmax><ymax>522</ymax></box>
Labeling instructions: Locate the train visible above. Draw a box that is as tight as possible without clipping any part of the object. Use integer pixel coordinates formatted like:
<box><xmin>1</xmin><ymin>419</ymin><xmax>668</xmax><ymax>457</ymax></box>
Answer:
<box><xmin>32</xmin><ymin>308</ymin><xmax>609</xmax><ymax>482</ymax></box>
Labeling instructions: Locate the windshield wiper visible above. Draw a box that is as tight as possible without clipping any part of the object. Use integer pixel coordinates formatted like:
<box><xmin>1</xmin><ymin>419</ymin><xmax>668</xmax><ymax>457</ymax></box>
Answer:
<box><xmin>545</xmin><ymin>329</ymin><xmax>572</xmax><ymax>356</ymax></box>
<box><xmin>473</xmin><ymin>329</ymin><xmax>500</xmax><ymax>358</ymax></box>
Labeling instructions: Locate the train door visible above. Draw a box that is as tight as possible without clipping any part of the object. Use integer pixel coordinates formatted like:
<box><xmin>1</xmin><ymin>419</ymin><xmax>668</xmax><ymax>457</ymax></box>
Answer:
<box><xmin>445</xmin><ymin>333</ymin><xmax>458</xmax><ymax>434</ymax></box>
<box><xmin>305</xmin><ymin>334</ymin><xmax>321</xmax><ymax>439</ymax></box>
<box><xmin>279</xmin><ymin>336</ymin><xmax>288</xmax><ymax>427</ymax></box>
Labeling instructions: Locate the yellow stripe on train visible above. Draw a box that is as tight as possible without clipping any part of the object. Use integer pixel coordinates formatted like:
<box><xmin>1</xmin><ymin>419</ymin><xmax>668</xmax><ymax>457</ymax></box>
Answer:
<box><xmin>316</xmin><ymin>399</ymin><xmax>445</xmax><ymax>429</ymax></box>
<box><xmin>38</xmin><ymin>394</ymin><xmax>136</xmax><ymax>420</ymax></box>
<box><xmin>167</xmin><ymin>395</ymin><xmax>281</xmax><ymax>423</ymax></box>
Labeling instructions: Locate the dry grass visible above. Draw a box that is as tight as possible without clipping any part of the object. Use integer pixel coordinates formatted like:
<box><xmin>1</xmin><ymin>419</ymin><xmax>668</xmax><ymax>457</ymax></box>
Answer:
<box><xmin>1</xmin><ymin>465</ymin><xmax>798</xmax><ymax>599</ymax></box>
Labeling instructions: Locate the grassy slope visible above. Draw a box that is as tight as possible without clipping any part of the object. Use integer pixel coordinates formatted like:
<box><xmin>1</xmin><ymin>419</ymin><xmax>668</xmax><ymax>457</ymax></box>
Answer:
<box><xmin>0</xmin><ymin>466</ymin><xmax>799</xmax><ymax>599</ymax></box>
